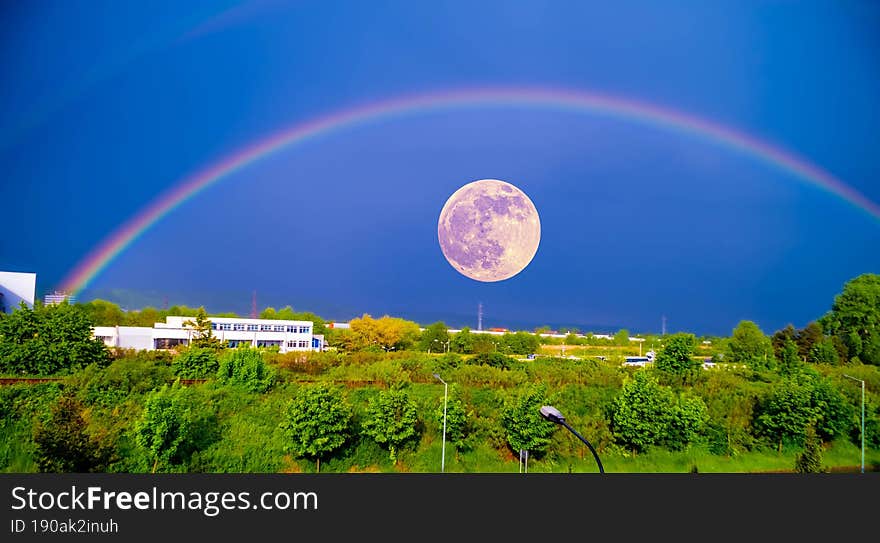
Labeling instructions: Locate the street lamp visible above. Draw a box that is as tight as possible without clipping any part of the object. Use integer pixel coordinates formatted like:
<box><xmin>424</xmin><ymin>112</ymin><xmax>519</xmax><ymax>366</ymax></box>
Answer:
<box><xmin>843</xmin><ymin>374</ymin><xmax>865</xmax><ymax>474</ymax></box>
<box><xmin>540</xmin><ymin>405</ymin><xmax>604</xmax><ymax>474</ymax></box>
<box><xmin>433</xmin><ymin>373</ymin><xmax>448</xmax><ymax>473</ymax></box>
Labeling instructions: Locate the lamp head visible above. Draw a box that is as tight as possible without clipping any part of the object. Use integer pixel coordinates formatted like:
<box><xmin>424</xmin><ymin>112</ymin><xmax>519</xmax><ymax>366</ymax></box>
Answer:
<box><xmin>540</xmin><ymin>405</ymin><xmax>565</xmax><ymax>424</ymax></box>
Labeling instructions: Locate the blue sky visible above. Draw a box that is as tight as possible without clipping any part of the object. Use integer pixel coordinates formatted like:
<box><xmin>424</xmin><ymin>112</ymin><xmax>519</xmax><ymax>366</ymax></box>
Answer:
<box><xmin>1</xmin><ymin>0</ymin><xmax>878</xmax><ymax>335</ymax></box>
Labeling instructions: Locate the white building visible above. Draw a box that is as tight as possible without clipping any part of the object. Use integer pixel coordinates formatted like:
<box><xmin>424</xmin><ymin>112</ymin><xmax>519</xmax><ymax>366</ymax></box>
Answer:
<box><xmin>0</xmin><ymin>271</ymin><xmax>37</xmax><ymax>313</ymax></box>
<box><xmin>94</xmin><ymin>315</ymin><xmax>324</xmax><ymax>353</ymax></box>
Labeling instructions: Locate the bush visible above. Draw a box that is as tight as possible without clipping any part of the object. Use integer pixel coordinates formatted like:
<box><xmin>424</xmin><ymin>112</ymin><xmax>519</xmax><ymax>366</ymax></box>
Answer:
<box><xmin>471</xmin><ymin>352</ymin><xmax>516</xmax><ymax>370</ymax></box>
<box><xmin>216</xmin><ymin>349</ymin><xmax>276</xmax><ymax>393</ymax></box>
<box><xmin>172</xmin><ymin>347</ymin><xmax>220</xmax><ymax>379</ymax></box>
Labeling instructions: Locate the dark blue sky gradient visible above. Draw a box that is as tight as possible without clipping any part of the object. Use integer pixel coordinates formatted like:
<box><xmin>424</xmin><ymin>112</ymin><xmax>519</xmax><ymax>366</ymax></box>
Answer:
<box><xmin>1</xmin><ymin>1</ymin><xmax>878</xmax><ymax>335</ymax></box>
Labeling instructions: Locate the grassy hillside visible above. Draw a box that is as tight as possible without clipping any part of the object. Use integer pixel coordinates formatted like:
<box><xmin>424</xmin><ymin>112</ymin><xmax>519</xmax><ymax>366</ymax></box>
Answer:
<box><xmin>2</xmin><ymin>349</ymin><xmax>878</xmax><ymax>473</ymax></box>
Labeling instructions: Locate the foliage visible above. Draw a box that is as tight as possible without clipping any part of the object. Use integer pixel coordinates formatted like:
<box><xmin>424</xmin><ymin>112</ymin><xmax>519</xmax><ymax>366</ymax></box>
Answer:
<box><xmin>728</xmin><ymin>320</ymin><xmax>775</xmax><ymax>371</ymax></box>
<box><xmin>67</xmin><ymin>358</ymin><xmax>173</xmax><ymax>407</ymax></box>
<box><xmin>172</xmin><ymin>347</ymin><xmax>220</xmax><ymax>379</ymax></box>
<box><xmin>345</xmin><ymin>314</ymin><xmax>421</xmax><ymax>352</ymax></box>
<box><xmin>794</xmin><ymin>425</ymin><xmax>825</xmax><ymax>473</ymax></box>
<box><xmin>216</xmin><ymin>348</ymin><xmax>276</xmax><ymax>393</ymax></box>
<box><xmin>183</xmin><ymin>308</ymin><xmax>226</xmax><ymax>350</ymax></box>
<box><xmin>361</xmin><ymin>385</ymin><xmax>420</xmax><ymax>463</ymax></box>
<box><xmin>754</xmin><ymin>372</ymin><xmax>852</xmax><ymax>449</ymax></box>
<box><xmin>134</xmin><ymin>383</ymin><xmax>208</xmax><ymax>472</ymax></box>
<box><xmin>821</xmin><ymin>273</ymin><xmax>880</xmax><ymax>365</ymax></box>
<box><xmin>470</xmin><ymin>351</ymin><xmax>515</xmax><ymax>370</ymax></box>
<box><xmin>435</xmin><ymin>384</ymin><xmax>472</xmax><ymax>450</ymax></box>
<box><xmin>809</xmin><ymin>338</ymin><xmax>840</xmax><ymax>366</ymax></box>
<box><xmin>777</xmin><ymin>338</ymin><xmax>803</xmax><ymax>376</ymax></box>
<box><xmin>0</xmin><ymin>301</ymin><xmax>110</xmax><ymax>375</ymax></box>
<box><xmin>500</xmin><ymin>384</ymin><xmax>556</xmax><ymax>454</ymax></box>
<box><xmin>419</xmin><ymin>321</ymin><xmax>450</xmax><ymax>352</ymax></box>
<box><xmin>450</xmin><ymin>327</ymin><xmax>475</xmax><ymax>354</ymax></box>
<box><xmin>500</xmin><ymin>331</ymin><xmax>540</xmax><ymax>355</ymax></box>
<box><xmin>260</xmin><ymin>306</ymin><xmax>328</xmax><ymax>335</ymax></box>
<box><xmin>32</xmin><ymin>393</ymin><xmax>108</xmax><ymax>472</ymax></box>
<box><xmin>654</xmin><ymin>333</ymin><xmax>699</xmax><ymax>376</ymax></box>
<box><xmin>613</xmin><ymin>329</ymin><xmax>630</xmax><ymax>345</ymax></box>
<box><xmin>610</xmin><ymin>371</ymin><xmax>707</xmax><ymax>452</ymax></box>
<box><xmin>279</xmin><ymin>384</ymin><xmax>352</xmax><ymax>471</ymax></box>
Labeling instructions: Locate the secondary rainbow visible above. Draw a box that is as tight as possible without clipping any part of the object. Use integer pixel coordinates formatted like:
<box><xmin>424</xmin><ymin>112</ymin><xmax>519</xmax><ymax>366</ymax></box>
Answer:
<box><xmin>60</xmin><ymin>87</ymin><xmax>880</xmax><ymax>294</ymax></box>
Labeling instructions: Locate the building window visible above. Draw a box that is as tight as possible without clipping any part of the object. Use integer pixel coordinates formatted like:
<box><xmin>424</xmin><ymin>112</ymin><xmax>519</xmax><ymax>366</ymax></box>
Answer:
<box><xmin>219</xmin><ymin>323</ymin><xmax>231</xmax><ymax>331</ymax></box>
<box><xmin>247</xmin><ymin>324</ymin><xmax>258</xmax><ymax>331</ymax></box>
<box><xmin>287</xmin><ymin>341</ymin><xmax>296</xmax><ymax>348</ymax></box>
<box><xmin>299</xmin><ymin>326</ymin><xmax>310</xmax><ymax>334</ymax></box>
<box><xmin>273</xmin><ymin>325</ymin><xmax>286</xmax><ymax>332</ymax></box>
<box><xmin>298</xmin><ymin>340</ymin><xmax>308</xmax><ymax>348</ymax></box>
<box><xmin>286</xmin><ymin>325</ymin><xmax>297</xmax><ymax>333</ymax></box>
<box><xmin>260</xmin><ymin>324</ymin><xmax>272</xmax><ymax>331</ymax></box>
<box><xmin>211</xmin><ymin>323</ymin><xmax>218</xmax><ymax>330</ymax></box>
<box><xmin>233</xmin><ymin>323</ymin><xmax>245</xmax><ymax>331</ymax></box>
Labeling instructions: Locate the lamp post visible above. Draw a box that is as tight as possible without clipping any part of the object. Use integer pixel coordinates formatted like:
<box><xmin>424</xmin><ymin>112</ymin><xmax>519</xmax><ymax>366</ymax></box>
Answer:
<box><xmin>843</xmin><ymin>374</ymin><xmax>865</xmax><ymax>474</ymax></box>
<box><xmin>433</xmin><ymin>373</ymin><xmax>448</xmax><ymax>473</ymax></box>
<box><xmin>540</xmin><ymin>405</ymin><xmax>604</xmax><ymax>473</ymax></box>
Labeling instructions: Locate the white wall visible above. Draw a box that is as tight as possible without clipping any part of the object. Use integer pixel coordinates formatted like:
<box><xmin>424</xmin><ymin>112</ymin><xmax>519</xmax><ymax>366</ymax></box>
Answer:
<box><xmin>0</xmin><ymin>271</ymin><xmax>37</xmax><ymax>312</ymax></box>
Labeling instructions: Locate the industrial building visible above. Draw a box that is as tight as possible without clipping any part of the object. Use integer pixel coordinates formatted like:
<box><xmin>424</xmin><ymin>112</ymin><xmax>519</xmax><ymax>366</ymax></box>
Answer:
<box><xmin>93</xmin><ymin>315</ymin><xmax>324</xmax><ymax>353</ymax></box>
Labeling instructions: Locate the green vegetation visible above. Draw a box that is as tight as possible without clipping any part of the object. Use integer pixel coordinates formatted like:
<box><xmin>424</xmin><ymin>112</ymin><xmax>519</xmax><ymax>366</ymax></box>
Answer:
<box><xmin>0</xmin><ymin>274</ymin><xmax>879</xmax><ymax>473</ymax></box>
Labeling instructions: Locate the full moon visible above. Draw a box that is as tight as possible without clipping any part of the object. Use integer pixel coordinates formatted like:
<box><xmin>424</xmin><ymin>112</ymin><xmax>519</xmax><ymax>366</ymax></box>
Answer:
<box><xmin>437</xmin><ymin>179</ymin><xmax>541</xmax><ymax>282</ymax></box>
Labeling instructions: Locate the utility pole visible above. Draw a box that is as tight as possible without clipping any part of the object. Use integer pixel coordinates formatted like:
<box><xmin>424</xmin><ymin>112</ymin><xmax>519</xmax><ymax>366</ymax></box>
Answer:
<box><xmin>251</xmin><ymin>291</ymin><xmax>258</xmax><ymax>319</ymax></box>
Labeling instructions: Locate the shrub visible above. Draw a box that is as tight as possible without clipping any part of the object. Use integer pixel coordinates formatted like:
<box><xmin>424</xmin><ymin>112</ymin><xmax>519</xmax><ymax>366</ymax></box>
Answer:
<box><xmin>216</xmin><ymin>348</ymin><xmax>276</xmax><ymax>393</ymax></box>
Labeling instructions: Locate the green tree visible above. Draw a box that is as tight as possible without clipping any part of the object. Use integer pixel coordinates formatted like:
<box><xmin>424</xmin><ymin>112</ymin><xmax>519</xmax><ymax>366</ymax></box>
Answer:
<box><xmin>450</xmin><ymin>327</ymin><xmax>475</xmax><ymax>354</ymax></box>
<box><xmin>728</xmin><ymin>320</ymin><xmax>775</xmax><ymax>371</ymax></box>
<box><xmin>772</xmin><ymin>324</ymin><xmax>797</xmax><ymax>358</ymax></box>
<box><xmin>419</xmin><ymin>321</ymin><xmax>450</xmax><ymax>353</ymax></box>
<box><xmin>778</xmin><ymin>338</ymin><xmax>803</xmax><ymax>376</ymax></box>
<box><xmin>171</xmin><ymin>347</ymin><xmax>220</xmax><ymax>379</ymax></box>
<box><xmin>216</xmin><ymin>348</ymin><xmax>275</xmax><ymax>393</ymax></box>
<box><xmin>134</xmin><ymin>383</ymin><xmax>198</xmax><ymax>472</ymax></box>
<box><xmin>126</xmin><ymin>306</ymin><xmax>162</xmax><ymax>327</ymax></box>
<box><xmin>666</xmin><ymin>394</ymin><xmax>709</xmax><ymax>451</ymax></box>
<box><xmin>613</xmin><ymin>329</ymin><xmax>630</xmax><ymax>345</ymax></box>
<box><xmin>654</xmin><ymin>333</ymin><xmax>698</xmax><ymax>376</ymax></box>
<box><xmin>361</xmin><ymin>385</ymin><xmax>420</xmax><ymax>463</ymax></box>
<box><xmin>796</xmin><ymin>322</ymin><xmax>824</xmax><ymax>359</ymax></box>
<box><xmin>500</xmin><ymin>384</ymin><xmax>556</xmax><ymax>455</ymax></box>
<box><xmin>501</xmin><ymin>331</ymin><xmax>540</xmax><ymax>355</ymax></box>
<box><xmin>0</xmin><ymin>301</ymin><xmax>110</xmax><ymax>375</ymax></box>
<box><xmin>183</xmin><ymin>308</ymin><xmax>226</xmax><ymax>350</ymax></box>
<box><xmin>79</xmin><ymin>299</ymin><xmax>125</xmax><ymax>326</ymax></box>
<box><xmin>279</xmin><ymin>384</ymin><xmax>352</xmax><ymax>472</ymax></box>
<box><xmin>610</xmin><ymin>371</ymin><xmax>705</xmax><ymax>453</ymax></box>
<box><xmin>820</xmin><ymin>273</ymin><xmax>880</xmax><ymax>365</ymax></box>
<box><xmin>32</xmin><ymin>393</ymin><xmax>107</xmax><ymax>472</ymax></box>
<box><xmin>808</xmin><ymin>338</ymin><xmax>840</xmax><ymax>366</ymax></box>
<box><xmin>435</xmin><ymin>384</ymin><xmax>472</xmax><ymax>451</ymax></box>
<box><xmin>794</xmin><ymin>425</ymin><xmax>825</xmax><ymax>473</ymax></box>
<box><xmin>471</xmin><ymin>333</ymin><xmax>497</xmax><ymax>354</ymax></box>
<box><xmin>751</xmin><ymin>372</ymin><xmax>851</xmax><ymax>450</ymax></box>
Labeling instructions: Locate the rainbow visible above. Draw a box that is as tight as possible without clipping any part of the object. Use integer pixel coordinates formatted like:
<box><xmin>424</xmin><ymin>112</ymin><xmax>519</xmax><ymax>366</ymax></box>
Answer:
<box><xmin>60</xmin><ymin>87</ymin><xmax>880</xmax><ymax>294</ymax></box>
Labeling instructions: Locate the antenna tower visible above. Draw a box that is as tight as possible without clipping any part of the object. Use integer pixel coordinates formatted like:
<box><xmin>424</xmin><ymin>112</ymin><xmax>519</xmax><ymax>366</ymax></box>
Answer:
<box><xmin>478</xmin><ymin>302</ymin><xmax>483</xmax><ymax>331</ymax></box>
